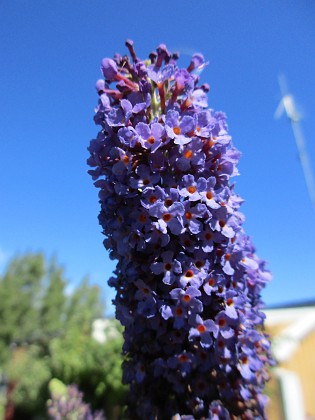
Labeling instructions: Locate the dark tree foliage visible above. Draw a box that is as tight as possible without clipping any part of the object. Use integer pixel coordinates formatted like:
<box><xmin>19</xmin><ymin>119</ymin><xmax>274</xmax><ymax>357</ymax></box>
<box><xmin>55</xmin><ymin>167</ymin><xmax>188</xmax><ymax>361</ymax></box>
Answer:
<box><xmin>0</xmin><ymin>253</ymin><xmax>127</xmax><ymax>420</ymax></box>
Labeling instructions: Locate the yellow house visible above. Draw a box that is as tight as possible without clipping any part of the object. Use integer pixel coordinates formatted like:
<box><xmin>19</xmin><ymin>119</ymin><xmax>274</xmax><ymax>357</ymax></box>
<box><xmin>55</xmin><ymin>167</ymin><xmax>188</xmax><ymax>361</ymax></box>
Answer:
<box><xmin>264</xmin><ymin>301</ymin><xmax>315</xmax><ymax>420</ymax></box>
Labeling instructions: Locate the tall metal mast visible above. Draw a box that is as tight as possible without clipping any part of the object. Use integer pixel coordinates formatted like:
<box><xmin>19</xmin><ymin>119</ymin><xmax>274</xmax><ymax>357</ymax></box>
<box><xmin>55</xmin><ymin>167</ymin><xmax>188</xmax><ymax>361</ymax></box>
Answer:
<box><xmin>274</xmin><ymin>75</ymin><xmax>315</xmax><ymax>214</ymax></box>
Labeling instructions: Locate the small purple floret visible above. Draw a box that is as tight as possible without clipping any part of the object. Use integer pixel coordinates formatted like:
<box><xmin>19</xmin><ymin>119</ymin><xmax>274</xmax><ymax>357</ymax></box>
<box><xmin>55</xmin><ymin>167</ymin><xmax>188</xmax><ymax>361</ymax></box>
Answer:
<box><xmin>101</xmin><ymin>57</ymin><xmax>118</xmax><ymax>81</ymax></box>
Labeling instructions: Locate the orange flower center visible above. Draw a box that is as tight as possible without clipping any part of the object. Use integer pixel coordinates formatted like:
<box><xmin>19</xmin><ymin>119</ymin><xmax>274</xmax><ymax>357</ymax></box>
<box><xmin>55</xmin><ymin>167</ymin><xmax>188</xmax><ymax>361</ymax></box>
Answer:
<box><xmin>175</xmin><ymin>307</ymin><xmax>183</xmax><ymax>316</ymax></box>
<box><xmin>185</xmin><ymin>211</ymin><xmax>193</xmax><ymax>220</ymax></box>
<box><xmin>184</xmin><ymin>150</ymin><xmax>193</xmax><ymax>159</ymax></box>
<box><xmin>138</xmin><ymin>214</ymin><xmax>147</xmax><ymax>223</ymax></box>
<box><xmin>162</xmin><ymin>213</ymin><xmax>172</xmax><ymax>222</ymax></box>
<box><xmin>185</xmin><ymin>270</ymin><xmax>193</xmax><ymax>278</ymax></box>
<box><xmin>241</xmin><ymin>355</ymin><xmax>248</xmax><ymax>364</ymax></box>
<box><xmin>218</xmin><ymin>318</ymin><xmax>226</xmax><ymax>327</ymax></box>
<box><xmin>173</xmin><ymin>126</ymin><xmax>181</xmax><ymax>135</ymax></box>
<box><xmin>165</xmin><ymin>199</ymin><xmax>173</xmax><ymax>207</ymax></box>
<box><xmin>195</xmin><ymin>260</ymin><xmax>204</xmax><ymax>269</ymax></box>
<box><xmin>197</xmin><ymin>324</ymin><xmax>206</xmax><ymax>333</ymax></box>
<box><xmin>178</xmin><ymin>354</ymin><xmax>188</xmax><ymax>363</ymax></box>
<box><xmin>208</xmin><ymin>278</ymin><xmax>215</xmax><ymax>286</ymax></box>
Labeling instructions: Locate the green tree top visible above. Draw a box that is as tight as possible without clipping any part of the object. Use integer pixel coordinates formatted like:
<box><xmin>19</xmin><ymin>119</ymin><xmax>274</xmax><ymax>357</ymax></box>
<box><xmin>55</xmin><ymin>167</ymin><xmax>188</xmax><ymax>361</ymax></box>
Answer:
<box><xmin>0</xmin><ymin>253</ymin><xmax>126</xmax><ymax>419</ymax></box>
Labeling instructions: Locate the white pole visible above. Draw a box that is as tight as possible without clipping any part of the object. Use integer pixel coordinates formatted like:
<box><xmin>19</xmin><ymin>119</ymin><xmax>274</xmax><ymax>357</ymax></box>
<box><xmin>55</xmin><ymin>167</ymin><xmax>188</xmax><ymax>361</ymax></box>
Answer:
<box><xmin>275</xmin><ymin>368</ymin><xmax>305</xmax><ymax>420</ymax></box>
<box><xmin>277</xmin><ymin>75</ymin><xmax>315</xmax><ymax>214</ymax></box>
<box><xmin>290</xmin><ymin>119</ymin><xmax>315</xmax><ymax>214</ymax></box>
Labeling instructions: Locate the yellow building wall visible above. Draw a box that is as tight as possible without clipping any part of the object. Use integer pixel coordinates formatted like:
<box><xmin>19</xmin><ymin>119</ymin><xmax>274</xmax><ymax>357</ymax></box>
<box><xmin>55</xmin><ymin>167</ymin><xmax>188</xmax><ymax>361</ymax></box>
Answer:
<box><xmin>265</xmin><ymin>374</ymin><xmax>284</xmax><ymax>420</ymax></box>
<box><xmin>281</xmin><ymin>331</ymin><xmax>315</xmax><ymax>418</ymax></box>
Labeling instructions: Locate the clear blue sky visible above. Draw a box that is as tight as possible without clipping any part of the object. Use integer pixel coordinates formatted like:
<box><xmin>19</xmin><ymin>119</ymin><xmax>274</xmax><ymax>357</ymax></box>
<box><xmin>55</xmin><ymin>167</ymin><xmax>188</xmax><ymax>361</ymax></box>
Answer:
<box><xmin>1</xmin><ymin>1</ymin><xmax>315</xmax><ymax>314</ymax></box>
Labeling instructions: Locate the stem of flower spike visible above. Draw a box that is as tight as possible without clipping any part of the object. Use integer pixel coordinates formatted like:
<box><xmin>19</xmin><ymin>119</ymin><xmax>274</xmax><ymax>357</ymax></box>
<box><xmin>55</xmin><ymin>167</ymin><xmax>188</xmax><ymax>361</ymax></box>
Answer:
<box><xmin>115</xmin><ymin>73</ymin><xmax>139</xmax><ymax>91</ymax></box>
<box><xmin>150</xmin><ymin>86</ymin><xmax>160</xmax><ymax>118</ymax></box>
<box><xmin>157</xmin><ymin>82</ymin><xmax>166</xmax><ymax>113</ymax></box>
<box><xmin>101</xmin><ymin>88</ymin><xmax>123</xmax><ymax>100</ymax></box>
<box><xmin>180</xmin><ymin>98</ymin><xmax>192</xmax><ymax>111</ymax></box>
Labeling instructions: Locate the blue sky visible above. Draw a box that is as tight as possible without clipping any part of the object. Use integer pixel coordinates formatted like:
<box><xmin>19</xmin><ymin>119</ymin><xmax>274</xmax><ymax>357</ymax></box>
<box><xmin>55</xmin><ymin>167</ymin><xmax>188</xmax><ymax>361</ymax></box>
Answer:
<box><xmin>1</xmin><ymin>1</ymin><xmax>315</xmax><ymax>313</ymax></box>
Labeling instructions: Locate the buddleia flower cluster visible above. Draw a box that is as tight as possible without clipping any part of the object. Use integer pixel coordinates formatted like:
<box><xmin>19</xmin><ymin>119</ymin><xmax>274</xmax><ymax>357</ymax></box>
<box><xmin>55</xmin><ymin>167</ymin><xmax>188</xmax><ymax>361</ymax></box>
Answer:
<box><xmin>88</xmin><ymin>41</ymin><xmax>272</xmax><ymax>419</ymax></box>
<box><xmin>47</xmin><ymin>383</ymin><xmax>105</xmax><ymax>420</ymax></box>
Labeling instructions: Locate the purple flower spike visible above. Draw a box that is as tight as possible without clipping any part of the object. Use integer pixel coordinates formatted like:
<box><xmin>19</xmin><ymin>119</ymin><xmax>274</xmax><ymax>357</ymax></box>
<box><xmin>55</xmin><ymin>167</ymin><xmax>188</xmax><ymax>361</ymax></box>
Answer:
<box><xmin>88</xmin><ymin>41</ymin><xmax>272</xmax><ymax>419</ymax></box>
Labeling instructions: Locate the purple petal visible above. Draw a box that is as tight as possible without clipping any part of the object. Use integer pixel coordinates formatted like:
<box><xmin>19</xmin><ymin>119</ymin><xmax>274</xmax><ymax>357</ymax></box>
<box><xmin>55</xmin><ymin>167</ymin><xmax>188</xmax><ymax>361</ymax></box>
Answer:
<box><xmin>136</xmin><ymin>122</ymin><xmax>151</xmax><ymax>139</ymax></box>
<box><xmin>101</xmin><ymin>58</ymin><xmax>118</xmax><ymax>81</ymax></box>
<box><xmin>180</xmin><ymin>116</ymin><xmax>195</xmax><ymax>133</ymax></box>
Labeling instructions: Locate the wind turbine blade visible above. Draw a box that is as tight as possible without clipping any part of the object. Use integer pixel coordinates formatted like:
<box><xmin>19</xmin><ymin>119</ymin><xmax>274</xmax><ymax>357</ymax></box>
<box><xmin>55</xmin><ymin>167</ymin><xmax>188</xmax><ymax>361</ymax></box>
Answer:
<box><xmin>274</xmin><ymin>100</ymin><xmax>285</xmax><ymax>120</ymax></box>
<box><xmin>283</xmin><ymin>94</ymin><xmax>300</xmax><ymax>122</ymax></box>
<box><xmin>278</xmin><ymin>73</ymin><xmax>289</xmax><ymax>97</ymax></box>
